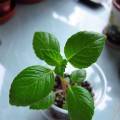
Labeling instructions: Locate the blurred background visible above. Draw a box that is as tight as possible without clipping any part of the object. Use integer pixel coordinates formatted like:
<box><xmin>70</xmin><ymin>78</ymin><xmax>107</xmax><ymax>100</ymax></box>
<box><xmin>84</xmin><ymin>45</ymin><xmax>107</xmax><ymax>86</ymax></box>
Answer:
<box><xmin>0</xmin><ymin>0</ymin><xmax>120</xmax><ymax>120</ymax></box>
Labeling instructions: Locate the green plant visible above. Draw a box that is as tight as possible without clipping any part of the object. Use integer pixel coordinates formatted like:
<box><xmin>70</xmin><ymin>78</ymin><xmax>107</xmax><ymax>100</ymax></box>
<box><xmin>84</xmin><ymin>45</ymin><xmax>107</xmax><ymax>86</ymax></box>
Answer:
<box><xmin>9</xmin><ymin>31</ymin><xmax>106</xmax><ymax>120</ymax></box>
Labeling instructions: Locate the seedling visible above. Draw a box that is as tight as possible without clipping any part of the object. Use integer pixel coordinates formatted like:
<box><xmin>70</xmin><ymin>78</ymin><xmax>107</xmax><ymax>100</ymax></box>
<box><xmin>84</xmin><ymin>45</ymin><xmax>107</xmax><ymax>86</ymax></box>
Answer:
<box><xmin>9</xmin><ymin>31</ymin><xmax>106</xmax><ymax>120</ymax></box>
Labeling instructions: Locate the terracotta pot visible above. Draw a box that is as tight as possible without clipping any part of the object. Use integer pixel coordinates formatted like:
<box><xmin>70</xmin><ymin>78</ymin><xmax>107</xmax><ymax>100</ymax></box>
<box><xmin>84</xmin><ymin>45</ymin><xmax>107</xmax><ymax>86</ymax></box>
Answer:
<box><xmin>16</xmin><ymin>0</ymin><xmax>43</xmax><ymax>4</ymax></box>
<box><xmin>105</xmin><ymin>0</ymin><xmax>120</xmax><ymax>48</ymax></box>
<box><xmin>0</xmin><ymin>0</ymin><xmax>11</xmax><ymax>15</ymax></box>
<box><xmin>0</xmin><ymin>0</ymin><xmax>16</xmax><ymax>24</ymax></box>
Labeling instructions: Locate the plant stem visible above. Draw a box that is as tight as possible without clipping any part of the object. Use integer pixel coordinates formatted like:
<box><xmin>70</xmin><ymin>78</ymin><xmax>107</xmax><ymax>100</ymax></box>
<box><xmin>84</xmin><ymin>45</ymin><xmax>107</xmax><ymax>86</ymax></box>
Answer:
<box><xmin>60</xmin><ymin>76</ymin><xmax>69</xmax><ymax>95</ymax></box>
<box><xmin>55</xmin><ymin>89</ymin><xmax>64</xmax><ymax>94</ymax></box>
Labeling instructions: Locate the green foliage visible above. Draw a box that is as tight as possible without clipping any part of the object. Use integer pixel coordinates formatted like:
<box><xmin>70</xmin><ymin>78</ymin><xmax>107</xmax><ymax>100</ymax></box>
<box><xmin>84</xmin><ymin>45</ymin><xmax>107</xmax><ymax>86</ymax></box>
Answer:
<box><xmin>64</xmin><ymin>31</ymin><xmax>106</xmax><ymax>68</ymax></box>
<box><xmin>9</xmin><ymin>65</ymin><xmax>54</xmax><ymax>106</ymax></box>
<box><xmin>67</xmin><ymin>86</ymin><xmax>94</xmax><ymax>120</ymax></box>
<box><xmin>9</xmin><ymin>31</ymin><xmax>106</xmax><ymax>120</ymax></box>
<box><xmin>62</xmin><ymin>102</ymin><xmax>68</xmax><ymax>110</ymax></box>
<box><xmin>55</xmin><ymin>59</ymin><xmax>67</xmax><ymax>76</ymax></box>
<box><xmin>30</xmin><ymin>91</ymin><xmax>55</xmax><ymax>110</ymax></box>
<box><xmin>70</xmin><ymin>69</ymin><xmax>86</xmax><ymax>83</ymax></box>
<box><xmin>41</xmin><ymin>49</ymin><xmax>63</xmax><ymax>66</ymax></box>
<box><xmin>33</xmin><ymin>32</ymin><xmax>60</xmax><ymax>60</ymax></box>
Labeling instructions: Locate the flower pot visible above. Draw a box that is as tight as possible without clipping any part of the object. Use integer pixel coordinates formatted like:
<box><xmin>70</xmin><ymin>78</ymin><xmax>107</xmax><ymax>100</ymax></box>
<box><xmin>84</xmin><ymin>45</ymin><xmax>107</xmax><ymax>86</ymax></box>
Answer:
<box><xmin>41</xmin><ymin>63</ymin><xmax>107</xmax><ymax>120</ymax></box>
<box><xmin>0</xmin><ymin>0</ymin><xmax>16</xmax><ymax>24</ymax></box>
<box><xmin>104</xmin><ymin>0</ymin><xmax>120</xmax><ymax>48</ymax></box>
<box><xmin>16</xmin><ymin>0</ymin><xmax>43</xmax><ymax>4</ymax></box>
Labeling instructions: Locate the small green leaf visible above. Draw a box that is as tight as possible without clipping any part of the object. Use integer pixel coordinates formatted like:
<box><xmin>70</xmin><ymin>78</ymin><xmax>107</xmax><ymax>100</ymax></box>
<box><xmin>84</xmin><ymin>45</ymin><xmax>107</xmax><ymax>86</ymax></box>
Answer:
<box><xmin>41</xmin><ymin>49</ymin><xmax>63</xmax><ymax>66</ymax></box>
<box><xmin>33</xmin><ymin>32</ymin><xmax>60</xmax><ymax>60</ymax></box>
<box><xmin>30</xmin><ymin>91</ymin><xmax>55</xmax><ymax>110</ymax></box>
<box><xmin>9</xmin><ymin>65</ymin><xmax>54</xmax><ymax>106</ymax></box>
<box><xmin>55</xmin><ymin>59</ymin><xmax>67</xmax><ymax>76</ymax></box>
<box><xmin>67</xmin><ymin>86</ymin><xmax>95</xmax><ymax>120</ymax></box>
<box><xmin>70</xmin><ymin>69</ymin><xmax>86</xmax><ymax>83</ymax></box>
<box><xmin>62</xmin><ymin>102</ymin><xmax>68</xmax><ymax>110</ymax></box>
<box><xmin>64</xmin><ymin>31</ymin><xmax>106</xmax><ymax>68</ymax></box>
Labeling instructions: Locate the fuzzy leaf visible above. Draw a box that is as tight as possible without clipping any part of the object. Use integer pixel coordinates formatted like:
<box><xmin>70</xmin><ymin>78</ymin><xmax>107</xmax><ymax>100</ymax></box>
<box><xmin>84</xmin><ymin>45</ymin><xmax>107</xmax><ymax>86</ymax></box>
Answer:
<box><xmin>55</xmin><ymin>59</ymin><xmax>67</xmax><ymax>76</ymax></box>
<box><xmin>70</xmin><ymin>69</ymin><xmax>86</xmax><ymax>83</ymax></box>
<box><xmin>41</xmin><ymin>49</ymin><xmax>63</xmax><ymax>66</ymax></box>
<box><xmin>33</xmin><ymin>32</ymin><xmax>60</xmax><ymax>60</ymax></box>
<box><xmin>9</xmin><ymin>66</ymin><xmax>54</xmax><ymax>106</ymax></box>
<box><xmin>64</xmin><ymin>31</ymin><xmax>106</xmax><ymax>68</ymax></box>
<box><xmin>30</xmin><ymin>91</ymin><xmax>55</xmax><ymax>110</ymax></box>
<box><xmin>67</xmin><ymin>86</ymin><xmax>95</xmax><ymax>120</ymax></box>
<box><xmin>62</xmin><ymin>103</ymin><xmax>68</xmax><ymax>110</ymax></box>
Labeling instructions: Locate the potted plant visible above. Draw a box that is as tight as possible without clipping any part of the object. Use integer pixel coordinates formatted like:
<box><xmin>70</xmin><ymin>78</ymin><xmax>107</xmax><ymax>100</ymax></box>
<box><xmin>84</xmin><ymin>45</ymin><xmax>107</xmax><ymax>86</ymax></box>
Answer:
<box><xmin>9</xmin><ymin>31</ymin><xmax>106</xmax><ymax>120</ymax></box>
<box><xmin>16</xmin><ymin>0</ymin><xmax>43</xmax><ymax>4</ymax></box>
<box><xmin>0</xmin><ymin>0</ymin><xmax>16</xmax><ymax>24</ymax></box>
<box><xmin>104</xmin><ymin>0</ymin><xmax>120</xmax><ymax>49</ymax></box>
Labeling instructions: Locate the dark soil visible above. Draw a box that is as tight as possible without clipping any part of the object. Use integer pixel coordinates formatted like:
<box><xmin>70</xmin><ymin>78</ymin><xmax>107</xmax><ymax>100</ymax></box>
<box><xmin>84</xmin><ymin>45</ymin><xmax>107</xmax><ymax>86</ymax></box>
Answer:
<box><xmin>53</xmin><ymin>74</ymin><xmax>95</xmax><ymax>109</ymax></box>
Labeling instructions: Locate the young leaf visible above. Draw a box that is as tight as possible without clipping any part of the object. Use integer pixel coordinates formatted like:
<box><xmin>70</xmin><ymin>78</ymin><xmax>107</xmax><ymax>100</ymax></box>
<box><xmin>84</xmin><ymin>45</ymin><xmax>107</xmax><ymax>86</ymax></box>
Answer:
<box><xmin>55</xmin><ymin>59</ymin><xmax>67</xmax><ymax>76</ymax></box>
<box><xmin>64</xmin><ymin>31</ymin><xmax>106</xmax><ymax>68</ymax></box>
<box><xmin>30</xmin><ymin>91</ymin><xmax>55</xmax><ymax>110</ymax></box>
<box><xmin>62</xmin><ymin>103</ymin><xmax>68</xmax><ymax>110</ymax></box>
<box><xmin>70</xmin><ymin>69</ymin><xmax>86</xmax><ymax>83</ymax></box>
<box><xmin>41</xmin><ymin>49</ymin><xmax>63</xmax><ymax>66</ymax></box>
<box><xmin>33</xmin><ymin>32</ymin><xmax>60</xmax><ymax>60</ymax></box>
<box><xmin>9</xmin><ymin>65</ymin><xmax>54</xmax><ymax>106</ymax></box>
<box><xmin>67</xmin><ymin>86</ymin><xmax>94</xmax><ymax>120</ymax></box>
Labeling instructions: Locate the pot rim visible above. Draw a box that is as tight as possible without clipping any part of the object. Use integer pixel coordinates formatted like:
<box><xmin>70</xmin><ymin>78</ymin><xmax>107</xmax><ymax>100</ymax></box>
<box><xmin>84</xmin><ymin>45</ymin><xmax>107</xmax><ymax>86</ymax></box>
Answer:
<box><xmin>51</xmin><ymin>104</ymin><xmax>68</xmax><ymax>114</ymax></box>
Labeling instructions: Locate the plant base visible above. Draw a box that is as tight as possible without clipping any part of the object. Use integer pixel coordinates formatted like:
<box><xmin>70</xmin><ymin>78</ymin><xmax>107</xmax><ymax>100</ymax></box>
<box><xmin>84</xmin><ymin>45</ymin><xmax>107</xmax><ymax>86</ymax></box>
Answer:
<box><xmin>54</xmin><ymin>75</ymin><xmax>94</xmax><ymax>109</ymax></box>
<box><xmin>41</xmin><ymin>64</ymin><xmax>107</xmax><ymax>120</ymax></box>
<box><xmin>50</xmin><ymin>75</ymin><xmax>94</xmax><ymax>120</ymax></box>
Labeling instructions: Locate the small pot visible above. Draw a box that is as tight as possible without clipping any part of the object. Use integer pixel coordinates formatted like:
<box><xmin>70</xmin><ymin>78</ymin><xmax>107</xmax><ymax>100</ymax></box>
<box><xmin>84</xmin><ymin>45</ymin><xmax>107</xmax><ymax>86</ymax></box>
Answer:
<box><xmin>43</xmin><ymin>63</ymin><xmax>107</xmax><ymax>120</ymax></box>
<box><xmin>16</xmin><ymin>0</ymin><xmax>43</xmax><ymax>4</ymax></box>
<box><xmin>51</xmin><ymin>105</ymin><xmax>69</xmax><ymax>119</ymax></box>
<box><xmin>0</xmin><ymin>0</ymin><xmax>11</xmax><ymax>15</ymax></box>
<box><xmin>104</xmin><ymin>0</ymin><xmax>120</xmax><ymax>48</ymax></box>
<box><xmin>0</xmin><ymin>0</ymin><xmax>16</xmax><ymax>24</ymax></box>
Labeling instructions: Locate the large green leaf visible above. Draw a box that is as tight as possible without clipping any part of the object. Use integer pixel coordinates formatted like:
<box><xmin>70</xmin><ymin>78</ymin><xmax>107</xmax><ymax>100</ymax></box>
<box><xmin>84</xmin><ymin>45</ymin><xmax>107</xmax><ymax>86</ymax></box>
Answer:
<box><xmin>41</xmin><ymin>49</ymin><xmax>63</xmax><ymax>66</ymax></box>
<box><xmin>67</xmin><ymin>86</ymin><xmax>94</xmax><ymax>120</ymax></box>
<box><xmin>9</xmin><ymin>65</ymin><xmax>54</xmax><ymax>106</ymax></box>
<box><xmin>30</xmin><ymin>91</ymin><xmax>55</xmax><ymax>110</ymax></box>
<box><xmin>64</xmin><ymin>31</ymin><xmax>106</xmax><ymax>68</ymax></box>
<box><xmin>33</xmin><ymin>32</ymin><xmax>60</xmax><ymax>60</ymax></box>
<box><xmin>55</xmin><ymin>59</ymin><xmax>67</xmax><ymax>76</ymax></box>
<box><xmin>70</xmin><ymin>69</ymin><xmax>86</xmax><ymax>83</ymax></box>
